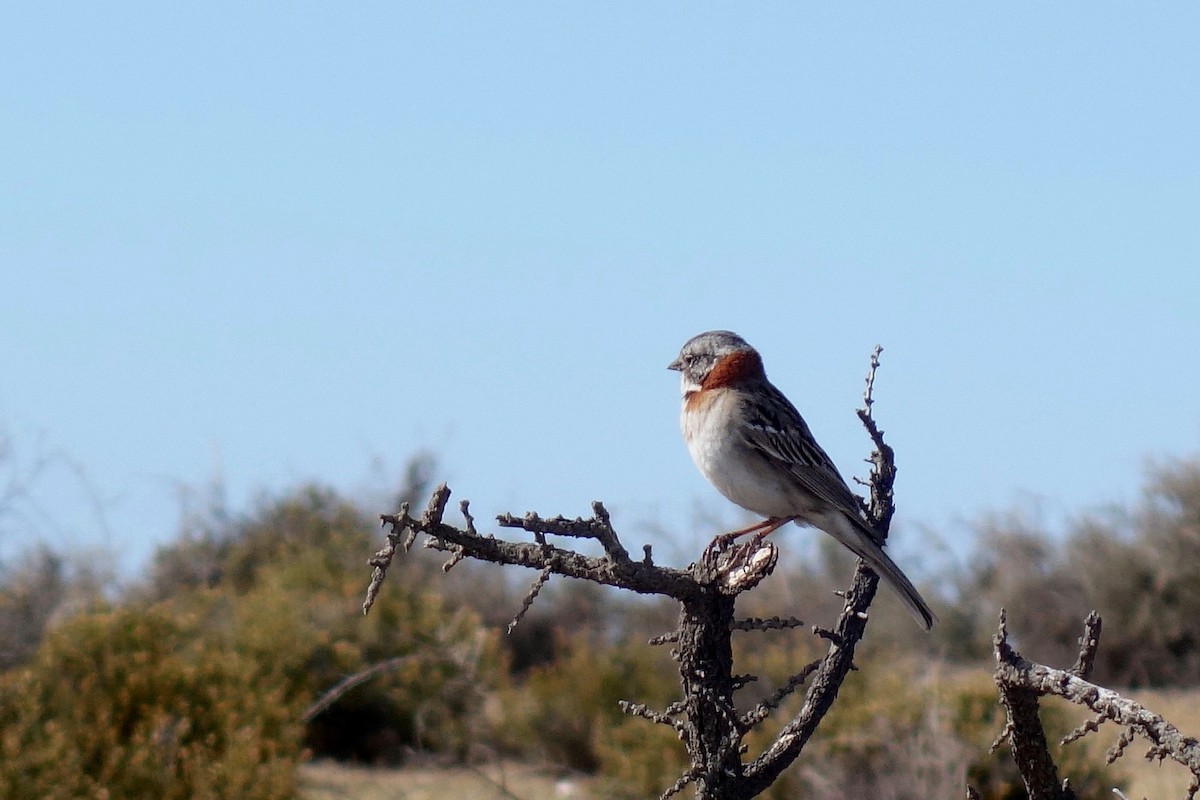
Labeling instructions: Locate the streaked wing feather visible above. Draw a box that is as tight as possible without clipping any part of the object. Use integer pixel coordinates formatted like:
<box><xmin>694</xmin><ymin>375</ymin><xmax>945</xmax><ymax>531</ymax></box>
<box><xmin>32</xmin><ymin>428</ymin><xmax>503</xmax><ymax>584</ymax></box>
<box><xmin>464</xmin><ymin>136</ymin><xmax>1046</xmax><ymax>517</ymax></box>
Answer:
<box><xmin>740</xmin><ymin>383</ymin><xmax>869</xmax><ymax>525</ymax></box>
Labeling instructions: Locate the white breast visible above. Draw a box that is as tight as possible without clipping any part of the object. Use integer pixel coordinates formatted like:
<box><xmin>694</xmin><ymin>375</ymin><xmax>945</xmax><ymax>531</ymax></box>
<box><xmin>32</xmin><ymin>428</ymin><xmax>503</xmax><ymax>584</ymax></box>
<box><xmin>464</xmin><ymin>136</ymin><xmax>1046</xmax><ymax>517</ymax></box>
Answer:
<box><xmin>681</xmin><ymin>390</ymin><xmax>736</xmax><ymax>479</ymax></box>
<box><xmin>681</xmin><ymin>389</ymin><xmax>797</xmax><ymax>519</ymax></box>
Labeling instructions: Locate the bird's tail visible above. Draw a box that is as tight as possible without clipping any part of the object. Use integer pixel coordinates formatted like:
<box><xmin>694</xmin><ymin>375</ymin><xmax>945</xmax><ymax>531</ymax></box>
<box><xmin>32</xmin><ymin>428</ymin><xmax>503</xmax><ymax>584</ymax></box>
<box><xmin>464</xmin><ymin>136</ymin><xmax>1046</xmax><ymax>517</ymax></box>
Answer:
<box><xmin>821</xmin><ymin>512</ymin><xmax>937</xmax><ymax>631</ymax></box>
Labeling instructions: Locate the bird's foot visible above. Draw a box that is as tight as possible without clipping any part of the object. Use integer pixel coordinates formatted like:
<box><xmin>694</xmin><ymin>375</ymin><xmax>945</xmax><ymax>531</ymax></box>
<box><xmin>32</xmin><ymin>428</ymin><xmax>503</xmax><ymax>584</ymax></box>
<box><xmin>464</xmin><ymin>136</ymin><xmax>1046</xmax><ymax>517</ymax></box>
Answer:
<box><xmin>703</xmin><ymin>517</ymin><xmax>790</xmax><ymax>559</ymax></box>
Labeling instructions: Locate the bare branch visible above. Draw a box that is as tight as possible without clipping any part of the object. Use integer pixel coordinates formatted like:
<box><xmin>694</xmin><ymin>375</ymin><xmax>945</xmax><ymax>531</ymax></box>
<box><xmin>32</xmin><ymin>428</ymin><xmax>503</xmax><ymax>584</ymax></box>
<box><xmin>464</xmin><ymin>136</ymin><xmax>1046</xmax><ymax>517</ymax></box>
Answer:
<box><xmin>740</xmin><ymin>659</ymin><xmax>823</xmax><ymax>729</ymax></box>
<box><xmin>460</xmin><ymin>499</ymin><xmax>477</xmax><ymax>535</ymax></box>
<box><xmin>994</xmin><ymin>610</ymin><xmax>1200</xmax><ymax>800</ymax></box>
<box><xmin>730</xmin><ymin>616</ymin><xmax>804</xmax><ymax>633</ymax></box>
<box><xmin>1060</xmin><ymin>711</ymin><xmax>1106</xmax><ymax>747</ymax></box>
<box><xmin>507</xmin><ymin>567</ymin><xmax>551</xmax><ymax>634</ymax></box>
<box><xmin>741</xmin><ymin>560</ymin><xmax>881</xmax><ymax>793</ymax></box>
<box><xmin>304</xmin><ymin>620</ymin><xmax>484</xmax><ymax>723</ymax></box>
<box><xmin>496</xmin><ymin>501</ymin><xmax>630</xmax><ymax>563</ymax></box>
<box><xmin>992</xmin><ymin>609</ymin><xmax>1077</xmax><ymax>800</ymax></box>
<box><xmin>619</xmin><ymin>699</ymin><xmax>685</xmax><ymax>731</ymax></box>
<box><xmin>364</xmin><ymin>486</ymin><xmax>697</xmax><ymax>616</ymax></box>
<box><xmin>1106</xmin><ymin>726</ymin><xmax>1136</xmax><ymax>765</ymax></box>
<box><xmin>990</xmin><ymin>719</ymin><xmax>1015</xmax><ymax>755</ymax></box>
<box><xmin>854</xmin><ymin>346</ymin><xmax>897</xmax><ymax>533</ymax></box>
<box><xmin>361</xmin><ymin>488</ymin><xmax>457</xmax><ymax>614</ymax></box>
<box><xmin>440</xmin><ymin>545</ymin><xmax>466</xmax><ymax>572</ymax></box>
<box><xmin>362</xmin><ymin>510</ymin><xmax>403</xmax><ymax>615</ymax></box>
<box><xmin>1070</xmin><ymin>610</ymin><xmax>1102</xmax><ymax>680</ymax></box>
<box><xmin>302</xmin><ymin>654</ymin><xmax>420</xmax><ymax>722</ymax></box>
<box><xmin>861</xmin><ymin>344</ymin><xmax>882</xmax><ymax>411</ymax></box>
<box><xmin>659</xmin><ymin>769</ymin><xmax>701</xmax><ymax>800</ymax></box>
<box><xmin>739</xmin><ymin>348</ymin><xmax>898</xmax><ymax>795</ymax></box>
<box><xmin>731</xmin><ymin>674</ymin><xmax>757</xmax><ymax>691</ymax></box>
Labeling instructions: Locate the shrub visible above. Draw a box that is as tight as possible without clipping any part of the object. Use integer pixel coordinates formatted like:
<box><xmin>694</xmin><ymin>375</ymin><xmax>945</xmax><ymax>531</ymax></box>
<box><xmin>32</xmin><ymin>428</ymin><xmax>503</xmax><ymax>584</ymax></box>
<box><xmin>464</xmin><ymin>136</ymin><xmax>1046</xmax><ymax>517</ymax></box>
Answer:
<box><xmin>491</xmin><ymin>631</ymin><xmax>681</xmax><ymax>779</ymax></box>
<box><xmin>146</xmin><ymin>482</ymin><xmax>500</xmax><ymax>763</ymax></box>
<box><xmin>946</xmin><ymin>458</ymin><xmax>1200</xmax><ymax>687</ymax></box>
<box><xmin>0</xmin><ymin>545</ymin><xmax>108</xmax><ymax>671</ymax></box>
<box><xmin>0</xmin><ymin>603</ymin><xmax>303</xmax><ymax>800</ymax></box>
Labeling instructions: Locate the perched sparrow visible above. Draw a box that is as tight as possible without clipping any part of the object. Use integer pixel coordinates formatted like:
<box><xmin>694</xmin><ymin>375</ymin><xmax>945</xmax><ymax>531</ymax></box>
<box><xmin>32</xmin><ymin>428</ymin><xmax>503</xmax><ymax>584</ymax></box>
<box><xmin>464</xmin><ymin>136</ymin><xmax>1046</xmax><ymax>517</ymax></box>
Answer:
<box><xmin>669</xmin><ymin>330</ymin><xmax>935</xmax><ymax>630</ymax></box>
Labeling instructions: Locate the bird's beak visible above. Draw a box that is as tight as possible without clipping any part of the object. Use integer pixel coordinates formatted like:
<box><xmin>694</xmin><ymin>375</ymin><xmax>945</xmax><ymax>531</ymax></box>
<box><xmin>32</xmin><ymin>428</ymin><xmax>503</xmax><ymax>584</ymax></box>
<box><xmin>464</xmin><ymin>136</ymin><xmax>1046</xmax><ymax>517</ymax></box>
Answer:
<box><xmin>667</xmin><ymin>358</ymin><xmax>682</xmax><ymax>371</ymax></box>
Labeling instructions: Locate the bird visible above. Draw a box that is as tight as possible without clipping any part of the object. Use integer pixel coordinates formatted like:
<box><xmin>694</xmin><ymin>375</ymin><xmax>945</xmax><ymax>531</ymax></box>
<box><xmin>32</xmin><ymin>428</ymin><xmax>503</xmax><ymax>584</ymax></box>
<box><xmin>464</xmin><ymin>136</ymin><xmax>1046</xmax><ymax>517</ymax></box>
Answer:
<box><xmin>668</xmin><ymin>330</ymin><xmax>936</xmax><ymax>630</ymax></box>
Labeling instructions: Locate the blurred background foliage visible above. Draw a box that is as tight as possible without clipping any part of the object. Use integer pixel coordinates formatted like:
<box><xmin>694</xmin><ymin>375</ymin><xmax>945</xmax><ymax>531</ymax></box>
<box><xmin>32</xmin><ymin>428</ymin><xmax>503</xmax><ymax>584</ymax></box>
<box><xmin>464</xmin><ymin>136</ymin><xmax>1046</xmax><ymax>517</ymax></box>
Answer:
<box><xmin>1</xmin><ymin>451</ymin><xmax>1199</xmax><ymax>797</ymax></box>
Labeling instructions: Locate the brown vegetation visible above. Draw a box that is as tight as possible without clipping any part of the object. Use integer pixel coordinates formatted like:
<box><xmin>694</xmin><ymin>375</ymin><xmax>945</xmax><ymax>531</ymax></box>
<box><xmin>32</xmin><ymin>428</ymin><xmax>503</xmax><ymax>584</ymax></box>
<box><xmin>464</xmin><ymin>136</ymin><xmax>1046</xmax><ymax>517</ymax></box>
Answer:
<box><xmin>1</xmin><ymin>444</ymin><xmax>1200</xmax><ymax>797</ymax></box>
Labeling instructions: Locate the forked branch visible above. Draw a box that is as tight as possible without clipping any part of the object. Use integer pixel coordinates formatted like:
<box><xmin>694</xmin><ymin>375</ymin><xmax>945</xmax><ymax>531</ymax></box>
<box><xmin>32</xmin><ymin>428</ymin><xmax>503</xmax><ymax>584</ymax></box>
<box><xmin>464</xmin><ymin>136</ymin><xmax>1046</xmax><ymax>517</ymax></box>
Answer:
<box><xmin>362</xmin><ymin>347</ymin><xmax>902</xmax><ymax>800</ymax></box>
<box><xmin>993</xmin><ymin>610</ymin><xmax>1200</xmax><ymax>800</ymax></box>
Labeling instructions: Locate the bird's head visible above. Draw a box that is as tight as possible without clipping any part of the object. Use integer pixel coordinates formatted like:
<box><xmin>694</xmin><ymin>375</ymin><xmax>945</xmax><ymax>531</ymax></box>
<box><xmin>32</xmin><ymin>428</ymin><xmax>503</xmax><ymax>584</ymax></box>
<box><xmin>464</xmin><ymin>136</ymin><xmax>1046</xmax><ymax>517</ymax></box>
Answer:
<box><xmin>668</xmin><ymin>330</ymin><xmax>765</xmax><ymax>395</ymax></box>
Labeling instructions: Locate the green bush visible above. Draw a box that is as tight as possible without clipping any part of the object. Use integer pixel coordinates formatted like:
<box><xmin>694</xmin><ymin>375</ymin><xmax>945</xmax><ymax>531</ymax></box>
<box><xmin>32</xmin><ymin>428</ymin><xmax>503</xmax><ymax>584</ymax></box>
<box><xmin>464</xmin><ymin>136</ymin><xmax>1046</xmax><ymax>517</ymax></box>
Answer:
<box><xmin>0</xmin><ymin>603</ymin><xmax>303</xmax><ymax>800</ymax></box>
<box><xmin>492</xmin><ymin>631</ymin><xmax>681</xmax><ymax>779</ymax></box>
<box><xmin>147</xmin><ymin>483</ymin><xmax>500</xmax><ymax>763</ymax></box>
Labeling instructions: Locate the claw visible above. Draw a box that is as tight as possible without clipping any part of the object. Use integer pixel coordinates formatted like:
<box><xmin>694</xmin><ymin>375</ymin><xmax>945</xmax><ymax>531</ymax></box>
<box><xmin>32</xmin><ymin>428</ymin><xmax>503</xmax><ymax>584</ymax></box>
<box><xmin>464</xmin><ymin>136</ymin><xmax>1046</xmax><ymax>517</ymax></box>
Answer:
<box><xmin>703</xmin><ymin>516</ymin><xmax>791</xmax><ymax>558</ymax></box>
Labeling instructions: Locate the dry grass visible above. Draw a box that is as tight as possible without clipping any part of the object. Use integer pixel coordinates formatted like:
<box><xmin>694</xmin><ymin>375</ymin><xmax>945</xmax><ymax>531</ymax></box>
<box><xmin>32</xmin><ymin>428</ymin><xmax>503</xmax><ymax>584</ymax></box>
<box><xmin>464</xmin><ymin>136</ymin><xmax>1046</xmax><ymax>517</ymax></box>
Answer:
<box><xmin>300</xmin><ymin>760</ymin><xmax>601</xmax><ymax>800</ymax></box>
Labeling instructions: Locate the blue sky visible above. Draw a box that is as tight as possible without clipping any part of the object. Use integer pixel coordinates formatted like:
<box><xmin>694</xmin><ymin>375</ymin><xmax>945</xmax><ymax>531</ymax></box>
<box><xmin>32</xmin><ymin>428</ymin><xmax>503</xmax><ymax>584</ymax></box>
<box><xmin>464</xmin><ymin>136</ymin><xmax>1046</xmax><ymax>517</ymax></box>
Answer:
<box><xmin>2</xmin><ymin>4</ymin><xmax>1198</xmax><ymax>576</ymax></box>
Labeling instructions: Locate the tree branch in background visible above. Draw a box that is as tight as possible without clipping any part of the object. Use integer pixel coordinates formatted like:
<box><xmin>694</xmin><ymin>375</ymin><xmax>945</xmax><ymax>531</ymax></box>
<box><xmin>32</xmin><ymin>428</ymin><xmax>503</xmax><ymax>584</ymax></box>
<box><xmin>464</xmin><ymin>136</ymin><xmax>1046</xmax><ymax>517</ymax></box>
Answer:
<box><xmin>303</xmin><ymin>610</ymin><xmax>487</xmax><ymax>723</ymax></box>
<box><xmin>993</xmin><ymin>610</ymin><xmax>1200</xmax><ymax>800</ymax></box>
<box><xmin>361</xmin><ymin>348</ymin><xmax>901</xmax><ymax>800</ymax></box>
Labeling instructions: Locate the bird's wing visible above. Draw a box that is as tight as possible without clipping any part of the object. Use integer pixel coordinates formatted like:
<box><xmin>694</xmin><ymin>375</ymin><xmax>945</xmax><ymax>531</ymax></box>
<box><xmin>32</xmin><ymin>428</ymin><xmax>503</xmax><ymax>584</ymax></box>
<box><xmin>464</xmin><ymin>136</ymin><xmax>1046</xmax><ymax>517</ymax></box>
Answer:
<box><xmin>739</xmin><ymin>382</ymin><xmax>875</xmax><ymax>534</ymax></box>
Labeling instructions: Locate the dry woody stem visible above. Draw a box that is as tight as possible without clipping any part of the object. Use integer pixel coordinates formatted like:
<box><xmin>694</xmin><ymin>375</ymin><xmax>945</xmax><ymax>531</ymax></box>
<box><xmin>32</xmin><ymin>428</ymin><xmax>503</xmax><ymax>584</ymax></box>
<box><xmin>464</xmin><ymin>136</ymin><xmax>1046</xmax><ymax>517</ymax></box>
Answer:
<box><xmin>992</xmin><ymin>609</ymin><xmax>1200</xmax><ymax>800</ymax></box>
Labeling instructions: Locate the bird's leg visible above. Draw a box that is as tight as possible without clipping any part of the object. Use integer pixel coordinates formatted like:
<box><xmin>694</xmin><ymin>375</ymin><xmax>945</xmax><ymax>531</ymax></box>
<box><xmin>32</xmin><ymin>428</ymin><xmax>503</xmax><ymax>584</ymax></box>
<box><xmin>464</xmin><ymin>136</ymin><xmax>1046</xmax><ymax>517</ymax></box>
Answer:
<box><xmin>747</xmin><ymin>516</ymin><xmax>793</xmax><ymax>545</ymax></box>
<box><xmin>705</xmin><ymin>516</ymin><xmax>789</xmax><ymax>556</ymax></box>
<box><xmin>726</xmin><ymin>517</ymin><xmax>784</xmax><ymax>538</ymax></box>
